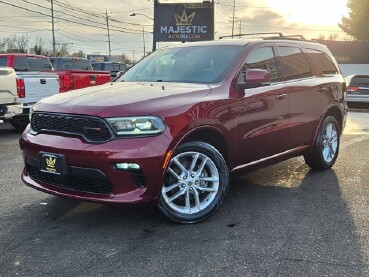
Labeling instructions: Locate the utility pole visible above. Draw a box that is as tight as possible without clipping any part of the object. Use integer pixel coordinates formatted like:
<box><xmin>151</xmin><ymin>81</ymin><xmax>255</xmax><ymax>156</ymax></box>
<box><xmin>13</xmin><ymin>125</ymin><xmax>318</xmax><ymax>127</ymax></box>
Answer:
<box><xmin>231</xmin><ymin>0</ymin><xmax>236</xmax><ymax>38</ymax></box>
<box><xmin>152</xmin><ymin>0</ymin><xmax>160</xmax><ymax>52</ymax></box>
<box><xmin>106</xmin><ymin>10</ymin><xmax>111</xmax><ymax>60</ymax></box>
<box><xmin>239</xmin><ymin>20</ymin><xmax>241</xmax><ymax>37</ymax></box>
<box><xmin>51</xmin><ymin>0</ymin><xmax>55</xmax><ymax>56</ymax></box>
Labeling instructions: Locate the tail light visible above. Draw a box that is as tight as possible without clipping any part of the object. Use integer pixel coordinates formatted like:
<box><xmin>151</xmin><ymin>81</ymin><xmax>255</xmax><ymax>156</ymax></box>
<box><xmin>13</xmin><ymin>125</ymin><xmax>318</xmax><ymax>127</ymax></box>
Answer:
<box><xmin>346</xmin><ymin>86</ymin><xmax>359</xmax><ymax>93</ymax></box>
<box><xmin>16</xmin><ymin>78</ymin><xmax>25</xmax><ymax>98</ymax></box>
<box><xmin>62</xmin><ymin>74</ymin><xmax>74</xmax><ymax>90</ymax></box>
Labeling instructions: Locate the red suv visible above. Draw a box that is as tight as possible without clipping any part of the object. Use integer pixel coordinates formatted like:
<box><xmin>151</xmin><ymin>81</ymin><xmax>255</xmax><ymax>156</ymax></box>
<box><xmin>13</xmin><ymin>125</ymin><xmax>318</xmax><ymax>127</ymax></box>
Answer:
<box><xmin>20</xmin><ymin>36</ymin><xmax>347</xmax><ymax>223</ymax></box>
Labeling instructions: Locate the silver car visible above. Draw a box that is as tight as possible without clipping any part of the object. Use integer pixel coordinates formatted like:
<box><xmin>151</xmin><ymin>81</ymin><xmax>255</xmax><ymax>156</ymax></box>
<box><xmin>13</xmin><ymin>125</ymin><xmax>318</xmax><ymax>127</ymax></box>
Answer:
<box><xmin>345</xmin><ymin>75</ymin><xmax>369</xmax><ymax>103</ymax></box>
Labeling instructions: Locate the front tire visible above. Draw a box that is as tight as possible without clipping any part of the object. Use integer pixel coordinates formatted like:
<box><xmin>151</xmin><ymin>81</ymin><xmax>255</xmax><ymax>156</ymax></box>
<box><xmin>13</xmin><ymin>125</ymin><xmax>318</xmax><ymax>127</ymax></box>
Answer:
<box><xmin>304</xmin><ymin>116</ymin><xmax>340</xmax><ymax>169</ymax></box>
<box><xmin>158</xmin><ymin>141</ymin><xmax>229</xmax><ymax>223</ymax></box>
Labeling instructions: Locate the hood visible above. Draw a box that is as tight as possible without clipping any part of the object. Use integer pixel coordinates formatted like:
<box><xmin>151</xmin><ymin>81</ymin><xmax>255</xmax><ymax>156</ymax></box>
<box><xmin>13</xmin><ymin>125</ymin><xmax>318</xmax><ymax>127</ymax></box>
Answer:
<box><xmin>35</xmin><ymin>82</ymin><xmax>212</xmax><ymax>117</ymax></box>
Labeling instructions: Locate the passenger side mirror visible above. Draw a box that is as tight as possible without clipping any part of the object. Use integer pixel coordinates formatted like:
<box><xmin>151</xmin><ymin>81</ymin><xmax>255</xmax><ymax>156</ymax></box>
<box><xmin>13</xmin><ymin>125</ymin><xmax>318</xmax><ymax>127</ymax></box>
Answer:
<box><xmin>237</xmin><ymin>69</ymin><xmax>271</xmax><ymax>90</ymax></box>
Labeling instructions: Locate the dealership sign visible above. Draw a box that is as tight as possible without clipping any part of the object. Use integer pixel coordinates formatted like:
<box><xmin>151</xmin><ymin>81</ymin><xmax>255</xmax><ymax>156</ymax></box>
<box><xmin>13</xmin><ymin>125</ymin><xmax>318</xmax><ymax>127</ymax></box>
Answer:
<box><xmin>154</xmin><ymin>2</ymin><xmax>214</xmax><ymax>42</ymax></box>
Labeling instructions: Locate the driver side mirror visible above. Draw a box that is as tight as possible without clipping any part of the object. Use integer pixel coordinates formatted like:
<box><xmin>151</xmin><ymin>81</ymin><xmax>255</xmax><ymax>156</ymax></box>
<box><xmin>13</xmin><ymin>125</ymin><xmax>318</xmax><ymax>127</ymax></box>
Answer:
<box><xmin>237</xmin><ymin>69</ymin><xmax>271</xmax><ymax>90</ymax></box>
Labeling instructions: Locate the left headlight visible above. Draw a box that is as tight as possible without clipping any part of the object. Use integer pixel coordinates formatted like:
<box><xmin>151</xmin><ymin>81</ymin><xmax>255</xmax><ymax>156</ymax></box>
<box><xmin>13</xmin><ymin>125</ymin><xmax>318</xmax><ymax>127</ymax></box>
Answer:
<box><xmin>106</xmin><ymin>116</ymin><xmax>166</xmax><ymax>137</ymax></box>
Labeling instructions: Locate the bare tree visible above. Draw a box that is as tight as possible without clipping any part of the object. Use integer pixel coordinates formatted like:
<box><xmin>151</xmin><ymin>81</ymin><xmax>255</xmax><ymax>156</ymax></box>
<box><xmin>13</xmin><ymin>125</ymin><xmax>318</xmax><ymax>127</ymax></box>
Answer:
<box><xmin>0</xmin><ymin>37</ymin><xmax>6</xmax><ymax>53</ymax></box>
<box><xmin>15</xmin><ymin>35</ymin><xmax>30</xmax><ymax>53</ymax></box>
<box><xmin>71</xmin><ymin>50</ymin><xmax>86</xmax><ymax>58</ymax></box>
<box><xmin>33</xmin><ymin>36</ymin><xmax>46</xmax><ymax>55</ymax></box>
<box><xmin>1</xmin><ymin>35</ymin><xmax>30</xmax><ymax>53</ymax></box>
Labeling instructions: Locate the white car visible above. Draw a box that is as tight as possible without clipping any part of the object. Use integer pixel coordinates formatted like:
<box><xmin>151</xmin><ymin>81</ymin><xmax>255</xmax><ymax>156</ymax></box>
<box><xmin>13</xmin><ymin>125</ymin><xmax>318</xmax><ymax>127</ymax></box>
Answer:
<box><xmin>0</xmin><ymin>67</ymin><xmax>22</xmax><ymax>123</ymax></box>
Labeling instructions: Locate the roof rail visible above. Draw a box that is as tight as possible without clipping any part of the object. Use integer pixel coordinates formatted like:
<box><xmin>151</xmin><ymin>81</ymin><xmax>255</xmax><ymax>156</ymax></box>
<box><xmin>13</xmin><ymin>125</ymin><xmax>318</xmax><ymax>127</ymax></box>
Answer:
<box><xmin>283</xmin><ymin>35</ymin><xmax>306</xmax><ymax>39</ymax></box>
<box><xmin>219</xmin><ymin>32</ymin><xmax>283</xmax><ymax>39</ymax></box>
<box><xmin>219</xmin><ymin>32</ymin><xmax>310</xmax><ymax>41</ymax></box>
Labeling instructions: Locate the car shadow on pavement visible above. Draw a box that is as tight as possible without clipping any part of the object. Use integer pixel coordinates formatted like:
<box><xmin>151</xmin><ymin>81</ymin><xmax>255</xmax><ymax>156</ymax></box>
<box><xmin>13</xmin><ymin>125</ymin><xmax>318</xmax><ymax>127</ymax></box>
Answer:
<box><xmin>1</xmin><ymin>162</ymin><xmax>365</xmax><ymax>276</ymax></box>
<box><xmin>223</xmin><ymin>164</ymin><xmax>364</xmax><ymax>276</ymax></box>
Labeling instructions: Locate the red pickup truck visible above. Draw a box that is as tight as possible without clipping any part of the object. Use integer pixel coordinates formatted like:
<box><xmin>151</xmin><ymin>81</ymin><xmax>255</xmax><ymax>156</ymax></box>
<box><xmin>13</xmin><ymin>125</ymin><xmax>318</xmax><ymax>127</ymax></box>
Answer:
<box><xmin>49</xmin><ymin>57</ymin><xmax>111</xmax><ymax>93</ymax></box>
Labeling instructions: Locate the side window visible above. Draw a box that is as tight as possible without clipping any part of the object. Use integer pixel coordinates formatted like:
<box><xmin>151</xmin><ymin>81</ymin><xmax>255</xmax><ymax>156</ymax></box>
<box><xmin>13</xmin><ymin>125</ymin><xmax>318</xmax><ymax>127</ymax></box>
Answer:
<box><xmin>113</xmin><ymin>65</ymin><xmax>120</xmax><ymax>72</ymax></box>
<box><xmin>238</xmin><ymin>47</ymin><xmax>279</xmax><ymax>83</ymax></box>
<box><xmin>104</xmin><ymin>63</ymin><xmax>113</xmax><ymax>72</ymax></box>
<box><xmin>306</xmin><ymin>48</ymin><xmax>339</xmax><ymax>75</ymax></box>
<box><xmin>278</xmin><ymin>46</ymin><xmax>313</xmax><ymax>81</ymax></box>
<box><xmin>0</xmin><ymin>57</ymin><xmax>8</xmax><ymax>67</ymax></box>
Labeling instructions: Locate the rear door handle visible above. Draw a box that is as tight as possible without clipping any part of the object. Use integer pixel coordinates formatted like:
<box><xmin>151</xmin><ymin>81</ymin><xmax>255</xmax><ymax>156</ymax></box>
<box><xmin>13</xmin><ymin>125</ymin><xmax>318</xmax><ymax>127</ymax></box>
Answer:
<box><xmin>317</xmin><ymin>87</ymin><xmax>326</xmax><ymax>93</ymax></box>
<box><xmin>275</xmin><ymin>94</ymin><xmax>287</xmax><ymax>100</ymax></box>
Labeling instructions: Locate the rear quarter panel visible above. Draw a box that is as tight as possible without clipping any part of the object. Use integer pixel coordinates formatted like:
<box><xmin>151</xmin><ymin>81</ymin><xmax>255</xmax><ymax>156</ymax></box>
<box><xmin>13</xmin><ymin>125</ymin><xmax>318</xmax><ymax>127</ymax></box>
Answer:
<box><xmin>56</xmin><ymin>70</ymin><xmax>111</xmax><ymax>93</ymax></box>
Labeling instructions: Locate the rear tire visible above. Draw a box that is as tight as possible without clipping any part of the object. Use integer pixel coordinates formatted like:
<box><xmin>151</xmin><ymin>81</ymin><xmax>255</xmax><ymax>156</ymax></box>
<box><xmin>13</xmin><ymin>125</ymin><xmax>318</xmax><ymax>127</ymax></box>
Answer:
<box><xmin>158</xmin><ymin>141</ymin><xmax>229</xmax><ymax>223</ymax></box>
<box><xmin>304</xmin><ymin>116</ymin><xmax>340</xmax><ymax>169</ymax></box>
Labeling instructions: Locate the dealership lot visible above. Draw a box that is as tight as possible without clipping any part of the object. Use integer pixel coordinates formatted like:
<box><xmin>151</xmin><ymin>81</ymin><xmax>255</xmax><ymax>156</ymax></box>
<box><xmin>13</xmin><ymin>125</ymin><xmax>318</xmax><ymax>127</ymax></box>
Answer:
<box><xmin>1</xmin><ymin>111</ymin><xmax>369</xmax><ymax>276</ymax></box>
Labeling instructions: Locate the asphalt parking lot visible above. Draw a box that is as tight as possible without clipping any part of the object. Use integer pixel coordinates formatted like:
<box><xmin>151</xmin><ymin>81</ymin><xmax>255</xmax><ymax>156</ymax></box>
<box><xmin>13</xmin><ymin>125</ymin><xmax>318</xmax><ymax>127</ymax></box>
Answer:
<box><xmin>1</xmin><ymin>111</ymin><xmax>369</xmax><ymax>276</ymax></box>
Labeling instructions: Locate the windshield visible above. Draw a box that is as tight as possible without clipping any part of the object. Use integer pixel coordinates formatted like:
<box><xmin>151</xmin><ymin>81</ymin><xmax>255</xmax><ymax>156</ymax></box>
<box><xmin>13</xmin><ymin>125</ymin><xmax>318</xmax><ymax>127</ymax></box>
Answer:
<box><xmin>119</xmin><ymin>45</ymin><xmax>243</xmax><ymax>84</ymax></box>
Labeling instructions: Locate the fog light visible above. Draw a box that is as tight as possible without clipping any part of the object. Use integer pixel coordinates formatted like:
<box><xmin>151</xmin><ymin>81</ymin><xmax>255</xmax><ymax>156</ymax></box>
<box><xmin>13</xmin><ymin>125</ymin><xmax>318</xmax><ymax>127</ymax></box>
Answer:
<box><xmin>114</xmin><ymin>163</ymin><xmax>140</xmax><ymax>170</ymax></box>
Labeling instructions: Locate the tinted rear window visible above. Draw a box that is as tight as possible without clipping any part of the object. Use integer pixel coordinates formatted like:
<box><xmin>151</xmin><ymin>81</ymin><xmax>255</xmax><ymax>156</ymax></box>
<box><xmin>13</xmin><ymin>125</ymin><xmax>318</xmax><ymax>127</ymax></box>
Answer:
<box><xmin>278</xmin><ymin>46</ymin><xmax>313</xmax><ymax>81</ymax></box>
<box><xmin>348</xmin><ymin>76</ymin><xmax>369</xmax><ymax>87</ymax></box>
<box><xmin>0</xmin><ymin>57</ymin><xmax>8</xmax><ymax>67</ymax></box>
<box><xmin>60</xmin><ymin>59</ymin><xmax>92</xmax><ymax>70</ymax></box>
<box><xmin>92</xmin><ymin>63</ymin><xmax>102</xmax><ymax>70</ymax></box>
<box><xmin>307</xmin><ymin>49</ymin><xmax>339</xmax><ymax>75</ymax></box>
<box><xmin>14</xmin><ymin>56</ymin><xmax>52</xmax><ymax>71</ymax></box>
<box><xmin>104</xmin><ymin>63</ymin><xmax>114</xmax><ymax>72</ymax></box>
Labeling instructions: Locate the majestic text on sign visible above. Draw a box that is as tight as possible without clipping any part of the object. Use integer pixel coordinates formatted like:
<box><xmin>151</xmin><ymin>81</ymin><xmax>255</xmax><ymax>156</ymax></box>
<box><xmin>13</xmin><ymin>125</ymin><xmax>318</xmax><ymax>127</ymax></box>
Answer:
<box><xmin>154</xmin><ymin>2</ymin><xmax>214</xmax><ymax>42</ymax></box>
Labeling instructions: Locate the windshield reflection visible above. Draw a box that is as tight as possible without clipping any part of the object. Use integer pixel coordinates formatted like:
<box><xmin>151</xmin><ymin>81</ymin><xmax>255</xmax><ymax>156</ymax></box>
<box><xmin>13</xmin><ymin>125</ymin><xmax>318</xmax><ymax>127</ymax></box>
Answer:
<box><xmin>119</xmin><ymin>45</ymin><xmax>242</xmax><ymax>84</ymax></box>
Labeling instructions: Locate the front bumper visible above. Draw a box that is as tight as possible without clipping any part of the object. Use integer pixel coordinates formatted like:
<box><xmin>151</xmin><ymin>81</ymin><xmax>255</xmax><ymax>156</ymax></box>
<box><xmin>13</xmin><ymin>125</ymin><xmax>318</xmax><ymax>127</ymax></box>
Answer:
<box><xmin>20</xmin><ymin>127</ymin><xmax>172</xmax><ymax>204</ymax></box>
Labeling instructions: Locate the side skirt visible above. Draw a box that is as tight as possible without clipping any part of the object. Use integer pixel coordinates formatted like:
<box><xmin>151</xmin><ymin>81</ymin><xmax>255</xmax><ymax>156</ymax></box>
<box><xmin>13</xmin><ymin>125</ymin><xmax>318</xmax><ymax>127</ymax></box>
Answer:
<box><xmin>230</xmin><ymin>145</ymin><xmax>310</xmax><ymax>175</ymax></box>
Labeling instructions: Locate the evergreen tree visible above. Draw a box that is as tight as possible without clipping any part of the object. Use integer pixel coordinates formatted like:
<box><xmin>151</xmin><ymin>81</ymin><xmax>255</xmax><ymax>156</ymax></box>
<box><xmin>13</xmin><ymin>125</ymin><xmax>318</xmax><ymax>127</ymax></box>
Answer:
<box><xmin>339</xmin><ymin>0</ymin><xmax>369</xmax><ymax>41</ymax></box>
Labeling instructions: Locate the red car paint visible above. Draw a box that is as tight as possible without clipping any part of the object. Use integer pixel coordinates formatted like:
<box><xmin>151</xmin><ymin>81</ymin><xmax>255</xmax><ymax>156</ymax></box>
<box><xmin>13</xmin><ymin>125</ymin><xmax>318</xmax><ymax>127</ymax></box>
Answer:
<box><xmin>19</xmin><ymin>39</ymin><xmax>347</xmax><ymax>206</ymax></box>
<box><xmin>49</xmin><ymin>57</ymin><xmax>111</xmax><ymax>93</ymax></box>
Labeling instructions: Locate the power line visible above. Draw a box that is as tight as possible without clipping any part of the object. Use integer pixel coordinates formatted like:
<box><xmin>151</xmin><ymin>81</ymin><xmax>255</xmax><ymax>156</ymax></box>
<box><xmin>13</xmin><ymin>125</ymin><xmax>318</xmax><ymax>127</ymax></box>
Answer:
<box><xmin>51</xmin><ymin>0</ymin><xmax>105</xmax><ymax>19</ymax></box>
<box><xmin>19</xmin><ymin>0</ymin><xmax>50</xmax><ymax>11</ymax></box>
<box><xmin>51</xmin><ymin>0</ymin><xmax>148</xmax><ymax>27</ymax></box>
<box><xmin>0</xmin><ymin>1</ymin><xmax>144</xmax><ymax>34</ymax></box>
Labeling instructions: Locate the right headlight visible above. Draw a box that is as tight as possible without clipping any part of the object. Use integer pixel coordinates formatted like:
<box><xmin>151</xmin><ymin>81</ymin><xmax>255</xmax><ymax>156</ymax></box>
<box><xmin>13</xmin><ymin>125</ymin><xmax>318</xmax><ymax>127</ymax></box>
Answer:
<box><xmin>106</xmin><ymin>116</ymin><xmax>166</xmax><ymax>137</ymax></box>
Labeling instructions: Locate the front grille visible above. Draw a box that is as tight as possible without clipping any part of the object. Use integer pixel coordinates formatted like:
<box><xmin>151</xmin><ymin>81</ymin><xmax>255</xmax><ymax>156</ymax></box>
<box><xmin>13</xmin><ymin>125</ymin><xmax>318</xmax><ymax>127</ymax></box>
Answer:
<box><xmin>31</xmin><ymin>112</ymin><xmax>112</xmax><ymax>142</ymax></box>
<box><xmin>28</xmin><ymin>165</ymin><xmax>113</xmax><ymax>195</ymax></box>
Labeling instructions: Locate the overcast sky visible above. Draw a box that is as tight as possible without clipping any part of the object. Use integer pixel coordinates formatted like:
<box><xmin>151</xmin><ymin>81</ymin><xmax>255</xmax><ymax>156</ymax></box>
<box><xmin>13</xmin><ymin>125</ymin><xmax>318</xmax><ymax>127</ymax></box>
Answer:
<box><xmin>0</xmin><ymin>0</ymin><xmax>349</xmax><ymax>60</ymax></box>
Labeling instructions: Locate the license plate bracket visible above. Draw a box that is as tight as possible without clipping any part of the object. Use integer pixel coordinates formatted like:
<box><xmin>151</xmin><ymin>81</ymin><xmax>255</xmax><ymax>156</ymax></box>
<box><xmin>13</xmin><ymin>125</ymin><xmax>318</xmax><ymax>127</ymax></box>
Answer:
<box><xmin>39</xmin><ymin>152</ymin><xmax>67</xmax><ymax>175</ymax></box>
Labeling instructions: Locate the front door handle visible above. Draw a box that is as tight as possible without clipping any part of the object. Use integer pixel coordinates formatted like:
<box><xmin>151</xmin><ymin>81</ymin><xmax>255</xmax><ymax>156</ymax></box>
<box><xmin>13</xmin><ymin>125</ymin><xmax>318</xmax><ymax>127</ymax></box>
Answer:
<box><xmin>275</xmin><ymin>94</ymin><xmax>287</xmax><ymax>100</ymax></box>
